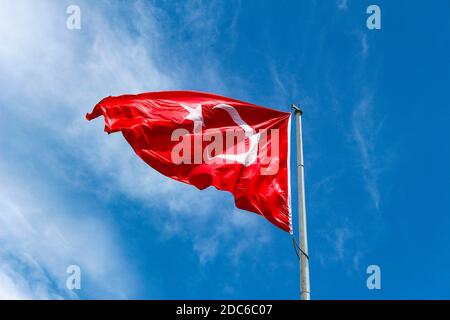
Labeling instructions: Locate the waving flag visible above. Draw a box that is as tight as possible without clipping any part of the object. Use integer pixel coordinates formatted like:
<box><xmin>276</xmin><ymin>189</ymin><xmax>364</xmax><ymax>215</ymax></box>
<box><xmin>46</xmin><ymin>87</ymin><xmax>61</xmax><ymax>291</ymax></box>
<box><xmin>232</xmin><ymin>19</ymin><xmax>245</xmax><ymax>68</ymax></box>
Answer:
<box><xmin>86</xmin><ymin>91</ymin><xmax>292</xmax><ymax>232</ymax></box>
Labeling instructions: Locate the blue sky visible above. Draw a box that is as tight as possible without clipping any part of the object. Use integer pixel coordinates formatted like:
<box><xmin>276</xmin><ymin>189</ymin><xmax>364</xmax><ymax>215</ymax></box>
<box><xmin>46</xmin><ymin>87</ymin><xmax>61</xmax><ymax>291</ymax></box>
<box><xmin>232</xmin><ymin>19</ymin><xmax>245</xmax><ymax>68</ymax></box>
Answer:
<box><xmin>0</xmin><ymin>0</ymin><xmax>449</xmax><ymax>299</ymax></box>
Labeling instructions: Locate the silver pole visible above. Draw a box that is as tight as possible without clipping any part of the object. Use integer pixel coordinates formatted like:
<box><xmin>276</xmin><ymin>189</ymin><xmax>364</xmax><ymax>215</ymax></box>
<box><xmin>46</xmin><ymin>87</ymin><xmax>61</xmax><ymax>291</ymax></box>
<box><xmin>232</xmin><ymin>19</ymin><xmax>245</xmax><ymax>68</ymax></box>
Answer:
<box><xmin>292</xmin><ymin>104</ymin><xmax>310</xmax><ymax>300</ymax></box>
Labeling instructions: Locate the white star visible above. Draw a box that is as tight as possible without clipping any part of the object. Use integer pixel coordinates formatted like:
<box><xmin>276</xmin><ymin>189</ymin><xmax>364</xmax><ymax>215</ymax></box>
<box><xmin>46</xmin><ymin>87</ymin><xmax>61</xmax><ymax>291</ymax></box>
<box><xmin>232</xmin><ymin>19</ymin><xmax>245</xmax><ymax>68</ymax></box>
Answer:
<box><xmin>181</xmin><ymin>103</ymin><xmax>204</xmax><ymax>133</ymax></box>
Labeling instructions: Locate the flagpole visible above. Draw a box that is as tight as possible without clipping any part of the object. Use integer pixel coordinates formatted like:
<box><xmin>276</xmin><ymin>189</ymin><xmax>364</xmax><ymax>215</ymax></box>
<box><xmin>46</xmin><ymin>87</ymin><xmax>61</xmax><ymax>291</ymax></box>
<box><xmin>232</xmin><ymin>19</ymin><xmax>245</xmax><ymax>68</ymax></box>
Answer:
<box><xmin>292</xmin><ymin>104</ymin><xmax>311</xmax><ymax>300</ymax></box>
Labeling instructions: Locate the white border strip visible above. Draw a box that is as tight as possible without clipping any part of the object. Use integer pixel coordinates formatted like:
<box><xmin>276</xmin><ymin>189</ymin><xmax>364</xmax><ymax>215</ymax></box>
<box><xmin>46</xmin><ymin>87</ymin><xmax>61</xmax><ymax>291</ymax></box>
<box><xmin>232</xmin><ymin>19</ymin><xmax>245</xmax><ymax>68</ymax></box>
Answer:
<box><xmin>287</xmin><ymin>114</ymin><xmax>293</xmax><ymax>234</ymax></box>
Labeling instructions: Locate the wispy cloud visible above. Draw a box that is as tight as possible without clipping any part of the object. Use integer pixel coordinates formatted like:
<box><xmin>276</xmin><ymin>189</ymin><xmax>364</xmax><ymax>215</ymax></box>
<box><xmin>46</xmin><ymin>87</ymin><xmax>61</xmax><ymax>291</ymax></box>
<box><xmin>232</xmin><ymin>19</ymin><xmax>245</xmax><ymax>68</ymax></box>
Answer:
<box><xmin>360</xmin><ymin>32</ymin><xmax>369</xmax><ymax>57</ymax></box>
<box><xmin>204</xmin><ymin>209</ymin><xmax>272</xmax><ymax>265</ymax></box>
<box><xmin>310</xmin><ymin>23</ymin><xmax>386</xmax><ymax>269</ymax></box>
<box><xmin>316</xmin><ymin>224</ymin><xmax>353</xmax><ymax>266</ymax></box>
<box><xmin>337</xmin><ymin>0</ymin><xmax>348</xmax><ymax>11</ymax></box>
<box><xmin>351</xmin><ymin>90</ymin><xmax>385</xmax><ymax>209</ymax></box>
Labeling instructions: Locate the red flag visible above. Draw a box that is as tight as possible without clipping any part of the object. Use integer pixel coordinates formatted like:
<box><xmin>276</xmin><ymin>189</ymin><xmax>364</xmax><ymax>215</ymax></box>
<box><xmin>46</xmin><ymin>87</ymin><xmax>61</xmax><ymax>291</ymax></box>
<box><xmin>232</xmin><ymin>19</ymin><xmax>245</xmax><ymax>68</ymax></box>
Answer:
<box><xmin>86</xmin><ymin>91</ymin><xmax>292</xmax><ymax>233</ymax></box>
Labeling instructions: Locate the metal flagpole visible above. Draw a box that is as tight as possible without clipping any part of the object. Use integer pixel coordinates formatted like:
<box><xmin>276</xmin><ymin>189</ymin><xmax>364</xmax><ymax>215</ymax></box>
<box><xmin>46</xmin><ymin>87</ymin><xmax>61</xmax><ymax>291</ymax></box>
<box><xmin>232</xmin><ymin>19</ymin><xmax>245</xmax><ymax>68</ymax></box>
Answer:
<box><xmin>292</xmin><ymin>104</ymin><xmax>311</xmax><ymax>300</ymax></box>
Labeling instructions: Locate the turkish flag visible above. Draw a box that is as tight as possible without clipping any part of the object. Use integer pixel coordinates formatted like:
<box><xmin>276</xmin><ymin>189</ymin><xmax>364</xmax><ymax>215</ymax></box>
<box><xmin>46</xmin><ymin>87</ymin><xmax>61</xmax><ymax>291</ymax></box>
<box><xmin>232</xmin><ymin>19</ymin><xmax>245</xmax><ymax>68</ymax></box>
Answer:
<box><xmin>86</xmin><ymin>91</ymin><xmax>292</xmax><ymax>233</ymax></box>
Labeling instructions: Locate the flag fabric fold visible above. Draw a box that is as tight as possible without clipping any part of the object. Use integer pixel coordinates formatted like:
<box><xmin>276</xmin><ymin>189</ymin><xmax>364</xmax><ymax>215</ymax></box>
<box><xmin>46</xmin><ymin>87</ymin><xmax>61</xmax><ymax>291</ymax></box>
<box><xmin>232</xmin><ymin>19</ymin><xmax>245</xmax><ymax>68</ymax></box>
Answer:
<box><xmin>86</xmin><ymin>91</ymin><xmax>292</xmax><ymax>233</ymax></box>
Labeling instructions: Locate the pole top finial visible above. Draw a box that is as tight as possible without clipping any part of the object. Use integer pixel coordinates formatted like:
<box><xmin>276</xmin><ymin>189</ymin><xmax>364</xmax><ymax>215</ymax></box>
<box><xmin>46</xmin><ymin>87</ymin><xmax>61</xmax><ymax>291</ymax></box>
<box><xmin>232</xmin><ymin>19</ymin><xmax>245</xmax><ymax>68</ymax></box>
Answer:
<box><xmin>291</xmin><ymin>104</ymin><xmax>303</xmax><ymax>115</ymax></box>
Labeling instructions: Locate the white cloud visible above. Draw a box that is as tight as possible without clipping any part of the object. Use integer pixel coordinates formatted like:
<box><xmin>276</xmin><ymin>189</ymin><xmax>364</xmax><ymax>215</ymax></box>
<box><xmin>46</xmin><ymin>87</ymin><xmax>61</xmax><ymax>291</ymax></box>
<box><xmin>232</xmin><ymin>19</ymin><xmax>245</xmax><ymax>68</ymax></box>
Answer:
<box><xmin>0</xmin><ymin>258</ymin><xmax>57</xmax><ymax>300</ymax></box>
<box><xmin>0</xmin><ymin>0</ymin><xmax>266</xmax><ymax>298</ymax></box>
<box><xmin>0</xmin><ymin>164</ymin><xmax>136</xmax><ymax>299</ymax></box>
